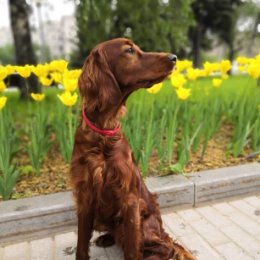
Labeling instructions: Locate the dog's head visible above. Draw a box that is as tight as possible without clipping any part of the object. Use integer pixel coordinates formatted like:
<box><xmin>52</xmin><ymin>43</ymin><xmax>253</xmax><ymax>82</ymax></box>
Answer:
<box><xmin>79</xmin><ymin>38</ymin><xmax>176</xmax><ymax>113</ymax></box>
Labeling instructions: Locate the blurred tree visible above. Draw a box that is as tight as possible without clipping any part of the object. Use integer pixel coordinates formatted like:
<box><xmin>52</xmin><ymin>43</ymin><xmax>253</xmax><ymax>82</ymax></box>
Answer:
<box><xmin>72</xmin><ymin>0</ymin><xmax>194</xmax><ymax>66</ymax></box>
<box><xmin>111</xmin><ymin>0</ymin><xmax>194</xmax><ymax>52</ymax></box>
<box><xmin>189</xmin><ymin>0</ymin><xmax>243</xmax><ymax>67</ymax></box>
<box><xmin>236</xmin><ymin>0</ymin><xmax>260</xmax><ymax>56</ymax></box>
<box><xmin>9</xmin><ymin>0</ymin><xmax>40</xmax><ymax>98</ymax></box>
<box><xmin>71</xmin><ymin>0</ymin><xmax>113</xmax><ymax>67</ymax></box>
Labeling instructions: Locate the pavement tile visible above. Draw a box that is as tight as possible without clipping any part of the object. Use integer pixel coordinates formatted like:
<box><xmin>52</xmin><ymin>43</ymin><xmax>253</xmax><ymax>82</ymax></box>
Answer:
<box><xmin>30</xmin><ymin>238</ymin><xmax>54</xmax><ymax>260</ymax></box>
<box><xmin>243</xmin><ymin>196</ymin><xmax>260</xmax><ymax>208</ymax></box>
<box><xmin>2</xmin><ymin>196</ymin><xmax>260</xmax><ymax>260</ymax></box>
<box><xmin>212</xmin><ymin>202</ymin><xmax>236</xmax><ymax>214</ymax></box>
<box><xmin>229</xmin><ymin>199</ymin><xmax>260</xmax><ymax>223</ymax></box>
<box><xmin>178</xmin><ymin>233</ymin><xmax>223</xmax><ymax>260</ymax></box>
<box><xmin>0</xmin><ymin>247</ymin><xmax>3</xmax><ymax>260</ymax></box>
<box><xmin>220</xmin><ymin>208</ymin><xmax>260</xmax><ymax>236</ymax></box>
<box><xmin>177</xmin><ymin>208</ymin><xmax>202</xmax><ymax>222</ymax></box>
<box><xmin>215</xmin><ymin>242</ymin><xmax>254</xmax><ymax>260</ymax></box>
<box><xmin>195</xmin><ymin>206</ymin><xmax>233</xmax><ymax>228</ymax></box>
<box><xmin>188</xmin><ymin>218</ymin><xmax>229</xmax><ymax>246</ymax></box>
<box><xmin>54</xmin><ymin>232</ymin><xmax>77</xmax><ymax>260</ymax></box>
<box><xmin>162</xmin><ymin>212</ymin><xmax>195</xmax><ymax>237</ymax></box>
<box><xmin>3</xmin><ymin>242</ymin><xmax>29</xmax><ymax>260</ymax></box>
<box><xmin>220</xmin><ymin>225</ymin><xmax>260</xmax><ymax>259</ymax></box>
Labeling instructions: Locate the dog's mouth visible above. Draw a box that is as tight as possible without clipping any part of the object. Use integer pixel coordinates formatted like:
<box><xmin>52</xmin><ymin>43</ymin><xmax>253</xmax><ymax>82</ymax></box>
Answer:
<box><xmin>137</xmin><ymin>70</ymin><xmax>173</xmax><ymax>89</ymax></box>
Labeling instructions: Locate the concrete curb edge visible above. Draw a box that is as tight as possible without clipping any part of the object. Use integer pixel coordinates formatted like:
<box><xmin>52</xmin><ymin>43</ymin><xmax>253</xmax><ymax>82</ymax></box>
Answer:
<box><xmin>0</xmin><ymin>162</ymin><xmax>259</xmax><ymax>244</ymax></box>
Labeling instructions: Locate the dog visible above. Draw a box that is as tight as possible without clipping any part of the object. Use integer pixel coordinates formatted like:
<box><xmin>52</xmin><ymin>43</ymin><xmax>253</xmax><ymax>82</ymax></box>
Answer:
<box><xmin>70</xmin><ymin>38</ymin><xmax>195</xmax><ymax>260</ymax></box>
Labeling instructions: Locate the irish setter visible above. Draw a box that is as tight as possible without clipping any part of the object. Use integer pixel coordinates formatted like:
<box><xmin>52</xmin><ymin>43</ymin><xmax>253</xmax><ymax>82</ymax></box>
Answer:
<box><xmin>70</xmin><ymin>38</ymin><xmax>195</xmax><ymax>260</ymax></box>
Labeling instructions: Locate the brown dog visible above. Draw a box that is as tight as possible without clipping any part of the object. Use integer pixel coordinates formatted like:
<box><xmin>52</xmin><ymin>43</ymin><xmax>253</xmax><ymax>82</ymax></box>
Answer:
<box><xmin>70</xmin><ymin>38</ymin><xmax>195</xmax><ymax>260</ymax></box>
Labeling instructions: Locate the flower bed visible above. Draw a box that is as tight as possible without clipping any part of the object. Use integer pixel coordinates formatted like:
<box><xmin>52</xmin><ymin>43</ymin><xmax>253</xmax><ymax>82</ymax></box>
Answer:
<box><xmin>0</xmin><ymin>56</ymin><xmax>259</xmax><ymax>200</ymax></box>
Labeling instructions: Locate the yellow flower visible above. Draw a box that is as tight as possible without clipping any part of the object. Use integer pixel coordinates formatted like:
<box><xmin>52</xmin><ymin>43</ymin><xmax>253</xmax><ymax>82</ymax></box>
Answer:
<box><xmin>220</xmin><ymin>60</ymin><xmax>231</xmax><ymax>74</ymax></box>
<box><xmin>32</xmin><ymin>64</ymin><xmax>49</xmax><ymax>77</ymax></box>
<box><xmin>31</xmin><ymin>93</ymin><xmax>45</xmax><ymax>101</ymax></box>
<box><xmin>0</xmin><ymin>96</ymin><xmax>7</xmax><ymax>110</ymax></box>
<box><xmin>147</xmin><ymin>82</ymin><xmax>163</xmax><ymax>94</ymax></box>
<box><xmin>57</xmin><ymin>91</ymin><xmax>78</xmax><ymax>106</ymax></box>
<box><xmin>176</xmin><ymin>60</ymin><xmax>192</xmax><ymax>73</ymax></box>
<box><xmin>62</xmin><ymin>77</ymin><xmax>78</xmax><ymax>92</ymax></box>
<box><xmin>51</xmin><ymin>72</ymin><xmax>62</xmax><ymax>83</ymax></box>
<box><xmin>212</xmin><ymin>78</ymin><xmax>222</xmax><ymax>88</ymax></box>
<box><xmin>0</xmin><ymin>67</ymin><xmax>8</xmax><ymax>80</ymax></box>
<box><xmin>203</xmin><ymin>62</ymin><xmax>221</xmax><ymax>75</ymax></box>
<box><xmin>175</xmin><ymin>87</ymin><xmax>191</xmax><ymax>100</ymax></box>
<box><xmin>238</xmin><ymin>66</ymin><xmax>246</xmax><ymax>73</ymax></box>
<box><xmin>6</xmin><ymin>65</ymin><xmax>15</xmax><ymax>75</ymax></box>
<box><xmin>247</xmin><ymin>60</ymin><xmax>260</xmax><ymax>79</ymax></box>
<box><xmin>39</xmin><ymin>77</ymin><xmax>53</xmax><ymax>86</ymax></box>
<box><xmin>49</xmin><ymin>60</ymin><xmax>68</xmax><ymax>72</ymax></box>
<box><xmin>186</xmin><ymin>68</ymin><xmax>202</xmax><ymax>80</ymax></box>
<box><xmin>64</xmin><ymin>69</ymin><xmax>82</xmax><ymax>79</ymax></box>
<box><xmin>236</xmin><ymin>56</ymin><xmax>250</xmax><ymax>65</ymax></box>
<box><xmin>171</xmin><ymin>73</ymin><xmax>186</xmax><ymax>88</ymax></box>
<box><xmin>16</xmin><ymin>65</ymin><xmax>31</xmax><ymax>78</ymax></box>
<box><xmin>0</xmin><ymin>81</ymin><xmax>6</xmax><ymax>92</ymax></box>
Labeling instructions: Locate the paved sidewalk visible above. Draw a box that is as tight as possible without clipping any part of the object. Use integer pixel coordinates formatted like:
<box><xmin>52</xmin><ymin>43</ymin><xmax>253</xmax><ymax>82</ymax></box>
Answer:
<box><xmin>1</xmin><ymin>195</ymin><xmax>260</xmax><ymax>260</ymax></box>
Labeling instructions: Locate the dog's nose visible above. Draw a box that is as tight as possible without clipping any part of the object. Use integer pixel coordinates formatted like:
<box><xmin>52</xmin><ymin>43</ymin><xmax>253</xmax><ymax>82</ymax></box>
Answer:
<box><xmin>168</xmin><ymin>54</ymin><xmax>177</xmax><ymax>63</ymax></box>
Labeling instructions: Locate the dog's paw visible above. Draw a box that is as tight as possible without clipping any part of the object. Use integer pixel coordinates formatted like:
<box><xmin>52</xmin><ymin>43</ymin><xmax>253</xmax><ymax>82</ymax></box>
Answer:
<box><xmin>95</xmin><ymin>233</ymin><xmax>115</xmax><ymax>247</ymax></box>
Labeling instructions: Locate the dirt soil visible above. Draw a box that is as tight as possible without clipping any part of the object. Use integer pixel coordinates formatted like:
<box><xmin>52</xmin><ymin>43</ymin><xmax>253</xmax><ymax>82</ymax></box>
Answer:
<box><xmin>6</xmin><ymin>124</ymin><xmax>260</xmax><ymax>200</ymax></box>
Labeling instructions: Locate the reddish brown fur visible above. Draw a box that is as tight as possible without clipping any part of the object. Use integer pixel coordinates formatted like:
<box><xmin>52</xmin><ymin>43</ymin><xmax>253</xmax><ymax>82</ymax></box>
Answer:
<box><xmin>70</xmin><ymin>38</ymin><xmax>195</xmax><ymax>260</ymax></box>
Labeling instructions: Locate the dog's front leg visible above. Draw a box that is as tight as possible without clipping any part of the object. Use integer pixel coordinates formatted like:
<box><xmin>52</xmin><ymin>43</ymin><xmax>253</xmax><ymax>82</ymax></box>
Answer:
<box><xmin>76</xmin><ymin>208</ymin><xmax>94</xmax><ymax>260</ymax></box>
<box><xmin>122</xmin><ymin>194</ymin><xmax>142</xmax><ymax>260</ymax></box>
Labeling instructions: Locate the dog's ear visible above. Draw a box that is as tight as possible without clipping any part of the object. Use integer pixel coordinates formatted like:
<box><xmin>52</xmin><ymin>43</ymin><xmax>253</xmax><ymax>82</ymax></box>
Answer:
<box><xmin>78</xmin><ymin>47</ymin><xmax>121</xmax><ymax>113</ymax></box>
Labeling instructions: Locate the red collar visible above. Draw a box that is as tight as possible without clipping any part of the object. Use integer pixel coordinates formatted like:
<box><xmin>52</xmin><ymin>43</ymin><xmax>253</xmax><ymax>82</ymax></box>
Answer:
<box><xmin>82</xmin><ymin>107</ymin><xmax>121</xmax><ymax>137</ymax></box>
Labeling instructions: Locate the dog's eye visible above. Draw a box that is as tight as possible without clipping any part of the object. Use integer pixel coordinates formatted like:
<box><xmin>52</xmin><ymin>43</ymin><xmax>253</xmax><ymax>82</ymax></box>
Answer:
<box><xmin>126</xmin><ymin>47</ymin><xmax>134</xmax><ymax>54</ymax></box>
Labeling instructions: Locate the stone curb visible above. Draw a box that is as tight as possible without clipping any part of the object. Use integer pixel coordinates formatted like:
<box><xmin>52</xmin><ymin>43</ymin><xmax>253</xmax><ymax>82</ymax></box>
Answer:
<box><xmin>0</xmin><ymin>162</ymin><xmax>259</xmax><ymax>245</ymax></box>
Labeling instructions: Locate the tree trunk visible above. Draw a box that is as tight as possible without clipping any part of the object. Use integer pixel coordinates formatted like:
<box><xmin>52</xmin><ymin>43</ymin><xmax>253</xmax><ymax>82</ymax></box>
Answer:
<box><xmin>192</xmin><ymin>25</ymin><xmax>201</xmax><ymax>68</ymax></box>
<box><xmin>9</xmin><ymin>0</ymin><xmax>39</xmax><ymax>99</ymax></box>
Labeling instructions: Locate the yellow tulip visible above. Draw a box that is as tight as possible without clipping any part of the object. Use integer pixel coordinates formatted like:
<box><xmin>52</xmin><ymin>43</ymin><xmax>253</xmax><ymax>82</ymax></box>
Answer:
<box><xmin>203</xmin><ymin>62</ymin><xmax>221</xmax><ymax>75</ymax></box>
<box><xmin>64</xmin><ymin>69</ymin><xmax>82</xmax><ymax>79</ymax></box>
<box><xmin>255</xmin><ymin>54</ymin><xmax>260</xmax><ymax>63</ymax></box>
<box><xmin>16</xmin><ymin>65</ymin><xmax>31</xmax><ymax>78</ymax></box>
<box><xmin>0</xmin><ymin>96</ymin><xmax>7</xmax><ymax>110</ymax></box>
<box><xmin>248</xmin><ymin>63</ymin><xmax>260</xmax><ymax>79</ymax></box>
<box><xmin>171</xmin><ymin>73</ymin><xmax>186</xmax><ymax>88</ymax></box>
<box><xmin>6</xmin><ymin>65</ymin><xmax>15</xmax><ymax>75</ymax></box>
<box><xmin>32</xmin><ymin>64</ymin><xmax>49</xmax><ymax>77</ymax></box>
<box><xmin>39</xmin><ymin>77</ymin><xmax>53</xmax><ymax>86</ymax></box>
<box><xmin>31</xmin><ymin>93</ymin><xmax>45</xmax><ymax>101</ymax></box>
<box><xmin>212</xmin><ymin>78</ymin><xmax>222</xmax><ymax>88</ymax></box>
<box><xmin>176</xmin><ymin>60</ymin><xmax>192</xmax><ymax>72</ymax></box>
<box><xmin>0</xmin><ymin>67</ymin><xmax>8</xmax><ymax>80</ymax></box>
<box><xmin>57</xmin><ymin>91</ymin><xmax>78</xmax><ymax>106</ymax></box>
<box><xmin>238</xmin><ymin>66</ymin><xmax>246</xmax><ymax>73</ymax></box>
<box><xmin>51</xmin><ymin>72</ymin><xmax>62</xmax><ymax>83</ymax></box>
<box><xmin>186</xmin><ymin>68</ymin><xmax>201</xmax><ymax>80</ymax></box>
<box><xmin>175</xmin><ymin>87</ymin><xmax>191</xmax><ymax>100</ymax></box>
<box><xmin>147</xmin><ymin>82</ymin><xmax>163</xmax><ymax>94</ymax></box>
<box><xmin>0</xmin><ymin>81</ymin><xmax>6</xmax><ymax>92</ymax></box>
<box><xmin>236</xmin><ymin>56</ymin><xmax>250</xmax><ymax>65</ymax></box>
<box><xmin>220</xmin><ymin>60</ymin><xmax>231</xmax><ymax>74</ymax></box>
<box><xmin>203</xmin><ymin>62</ymin><xmax>214</xmax><ymax>75</ymax></box>
<box><xmin>63</xmin><ymin>77</ymin><xmax>78</xmax><ymax>92</ymax></box>
<box><xmin>50</xmin><ymin>60</ymin><xmax>68</xmax><ymax>72</ymax></box>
